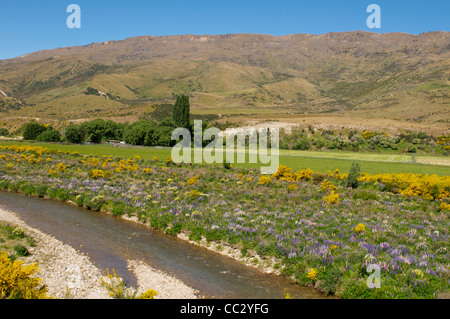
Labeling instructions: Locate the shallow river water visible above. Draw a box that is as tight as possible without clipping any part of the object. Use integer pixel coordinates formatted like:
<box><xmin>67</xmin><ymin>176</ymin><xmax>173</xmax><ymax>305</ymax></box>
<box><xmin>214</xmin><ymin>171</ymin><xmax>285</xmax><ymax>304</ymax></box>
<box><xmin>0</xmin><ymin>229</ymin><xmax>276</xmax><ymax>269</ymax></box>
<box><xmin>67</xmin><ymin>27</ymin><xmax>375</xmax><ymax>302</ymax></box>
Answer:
<box><xmin>0</xmin><ymin>190</ymin><xmax>331</xmax><ymax>299</ymax></box>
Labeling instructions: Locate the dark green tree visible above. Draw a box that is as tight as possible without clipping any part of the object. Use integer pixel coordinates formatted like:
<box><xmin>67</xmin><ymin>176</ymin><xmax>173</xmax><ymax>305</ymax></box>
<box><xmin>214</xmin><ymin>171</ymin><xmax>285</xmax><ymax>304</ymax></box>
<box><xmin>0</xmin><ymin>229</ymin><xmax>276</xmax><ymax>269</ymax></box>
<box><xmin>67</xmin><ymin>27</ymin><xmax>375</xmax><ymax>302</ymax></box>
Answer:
<box><xmin>0</xmin><ymin>128</ymin><xmax>9</xmax><ymax>137</ymax></box>
<box><xmin>64</xmin><ymin>125</ymin><xmax>83</xmax><ymax>144</ymax></box>
<box><xmin>173</xmin><ymin>94</ymin><xmax>190</xmax><ymax>129</ymax></box>
<box><xmin>36</xmin><ymin>130</ymin><xmax>61</xmax><ymax>143</ymax></box>
<box><xmin>22</xmin><ymin>122</ymin><xmax>47</xmax><ymax>140</ymax></box>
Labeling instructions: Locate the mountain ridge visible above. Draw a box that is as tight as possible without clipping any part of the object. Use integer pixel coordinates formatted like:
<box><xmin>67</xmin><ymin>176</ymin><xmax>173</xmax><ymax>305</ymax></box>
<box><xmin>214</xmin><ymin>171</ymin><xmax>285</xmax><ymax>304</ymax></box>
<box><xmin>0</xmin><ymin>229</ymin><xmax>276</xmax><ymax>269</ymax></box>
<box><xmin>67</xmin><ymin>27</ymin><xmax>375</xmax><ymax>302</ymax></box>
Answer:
<box><xmin>0</xmin><ymin>31</ymin><xmax>448</xmax><ymax>129</ymax></box>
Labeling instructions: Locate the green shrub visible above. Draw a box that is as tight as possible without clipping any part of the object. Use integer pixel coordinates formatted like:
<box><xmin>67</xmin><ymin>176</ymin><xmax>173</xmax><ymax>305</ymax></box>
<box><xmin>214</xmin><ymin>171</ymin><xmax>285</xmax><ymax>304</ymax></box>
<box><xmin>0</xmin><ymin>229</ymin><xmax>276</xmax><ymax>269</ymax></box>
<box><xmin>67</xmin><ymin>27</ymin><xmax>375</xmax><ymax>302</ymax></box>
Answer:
<box><xmin>346</xmin><ymin>161</ymin><xmax>361</xmax><ymax>189</ymax></box>
<box><xmin>56</xmin><ymin>189</ymin><xmax>70</xmax><ymax>202</ymax></box>
<box><xmin>36</xmin><ymin>130</ymin><xmax>61</xmax><ymax>143</ymax></box>
<box><xmin>74</xmin><ymin>194</ymin><xmax>84</xmax><ymax>207</ymax></box>
<box><xmin>90</xmin><ymin>196</ymin><xmax>105</xmax><ymax>212</ymax></box>
<box><xmin>36</xmin><ymin>185</ymin><xmax>48</xmax><ymax>198</ymax></box>
<box><xmin>111</xmin><ymin>202</ymin><xmax>125</xmax><ymax>217</ymax></box>
<box><xmin>353</xmin><ymin>190</ymin><xmax>379</xmax><ymax>201</ymax></box>
<box><xmin>14</xmin><ymin>245</ymin><xmax>29</xmax><ymax>257</ymax></box>
<box><xmin>316</xmin><ymin>266</ymin><xmax>341</xmax><ymax>295</ymax></box>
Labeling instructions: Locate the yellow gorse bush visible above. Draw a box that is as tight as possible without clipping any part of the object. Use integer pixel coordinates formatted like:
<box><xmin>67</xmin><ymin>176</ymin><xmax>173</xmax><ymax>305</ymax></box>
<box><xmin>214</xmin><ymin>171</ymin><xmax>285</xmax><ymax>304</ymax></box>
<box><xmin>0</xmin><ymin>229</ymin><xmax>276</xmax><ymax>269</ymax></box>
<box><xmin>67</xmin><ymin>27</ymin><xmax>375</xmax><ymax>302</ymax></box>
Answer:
<box><xmin>306</xmin><ymin>268</ymin><xmax>318</xmax><ymax>281</ymax></box>
<box><xmin>0</xmin><ymin>252</ymin><xmax>49</xmax><ymax>299</ymax></box>
<box><xmin>259</xmin><ymin>176</ymin><xmax>273</xmax><ymax>185</ymax></box>
<box><xmin>354</xmin><ymin>223</ymin><xmax>366</xmax><ymax>233</ymax></box>
<box><xmin>359</xmin><ymin>173</ymin><xmax>450</xmax><ymax>200</ymax></box>
<box><xmin>323</xmin><ymin>190</ymin><xmax>339</xmax><ymax>204</ymax></box>
<box><xmin>272</xmin><ymin>165</ymin><xmax>315</xmax><ymax>182</ymax></box>
<box><xmin>187</xmin><ymin>176</ymin><xmax>199</xmax><ymax>186</ymax></box>
<box><xmin>327</xmin><ymin>169</ymin><xmax>348</xmax><ymax>180</ymax></box>
<box><xmin>56</xmin><ymin>162</ymin><xmax>67</xmax><ymax>172</ymax></box>
<box><xmin>438</xmin><ymin>202</ymin><xmax>450</xmax><ymax>212</ymax></box>
<box><xmin>139</xmin><ymin>289</ymin><xmax>158</xmax><ymax>299</ymax></box>
<box><xmin>320</xmin><ymin>179</ymin><xmax>337</xmax><ymax>192</ymax></box>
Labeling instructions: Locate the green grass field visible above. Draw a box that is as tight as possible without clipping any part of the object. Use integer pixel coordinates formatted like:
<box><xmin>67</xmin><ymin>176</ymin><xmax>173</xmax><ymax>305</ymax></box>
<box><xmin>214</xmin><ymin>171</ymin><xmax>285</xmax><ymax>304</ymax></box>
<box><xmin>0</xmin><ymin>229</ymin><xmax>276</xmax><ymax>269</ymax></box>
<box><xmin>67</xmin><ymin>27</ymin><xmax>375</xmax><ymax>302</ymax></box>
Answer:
<box><xmin>1</xmin><ymin>140</ymin><xmax>449</xmax><ymax>175</ymax></box>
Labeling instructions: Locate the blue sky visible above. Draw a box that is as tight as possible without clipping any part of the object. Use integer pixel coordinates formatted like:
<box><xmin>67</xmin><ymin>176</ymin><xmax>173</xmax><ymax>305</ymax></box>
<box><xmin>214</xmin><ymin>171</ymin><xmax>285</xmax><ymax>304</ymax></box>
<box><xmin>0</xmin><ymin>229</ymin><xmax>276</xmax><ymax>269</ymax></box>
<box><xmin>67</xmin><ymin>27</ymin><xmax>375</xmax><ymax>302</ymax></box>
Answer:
<box><xmin>0</xmin><ymin>0</ymin><xmax>448</xmax><ymax>60</ymax></box>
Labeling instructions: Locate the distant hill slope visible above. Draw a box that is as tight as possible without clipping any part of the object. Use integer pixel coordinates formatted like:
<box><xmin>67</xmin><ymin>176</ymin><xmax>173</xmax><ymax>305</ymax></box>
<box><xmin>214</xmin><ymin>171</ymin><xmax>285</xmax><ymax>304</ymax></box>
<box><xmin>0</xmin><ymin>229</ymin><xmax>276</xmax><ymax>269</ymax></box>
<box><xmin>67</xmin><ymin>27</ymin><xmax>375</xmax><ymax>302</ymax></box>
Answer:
<box><xmin>0</xmin><ymin>31</ymin><xmax>448</xmax><ymax>125</ymax></box>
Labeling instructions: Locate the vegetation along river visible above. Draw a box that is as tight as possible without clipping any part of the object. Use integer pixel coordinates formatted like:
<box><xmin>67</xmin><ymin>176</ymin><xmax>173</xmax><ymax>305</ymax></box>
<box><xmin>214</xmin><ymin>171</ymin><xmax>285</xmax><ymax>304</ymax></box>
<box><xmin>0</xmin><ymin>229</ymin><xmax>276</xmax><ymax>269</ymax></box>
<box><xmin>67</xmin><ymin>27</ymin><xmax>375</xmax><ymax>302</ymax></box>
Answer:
<box><xmin>0</xmin><ymin>190</ymin><xmax>331</xmax><ymax>299</ymax></box>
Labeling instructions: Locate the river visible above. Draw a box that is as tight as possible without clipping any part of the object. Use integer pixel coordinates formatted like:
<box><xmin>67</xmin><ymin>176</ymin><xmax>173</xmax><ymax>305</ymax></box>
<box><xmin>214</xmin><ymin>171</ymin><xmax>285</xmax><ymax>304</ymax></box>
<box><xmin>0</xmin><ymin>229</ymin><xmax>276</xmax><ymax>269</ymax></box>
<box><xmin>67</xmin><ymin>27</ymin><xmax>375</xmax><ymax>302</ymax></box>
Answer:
<box><xmin>0</xmin><ymin>190</ymin><xmax>330</xmax><ymax>299</ymax></box>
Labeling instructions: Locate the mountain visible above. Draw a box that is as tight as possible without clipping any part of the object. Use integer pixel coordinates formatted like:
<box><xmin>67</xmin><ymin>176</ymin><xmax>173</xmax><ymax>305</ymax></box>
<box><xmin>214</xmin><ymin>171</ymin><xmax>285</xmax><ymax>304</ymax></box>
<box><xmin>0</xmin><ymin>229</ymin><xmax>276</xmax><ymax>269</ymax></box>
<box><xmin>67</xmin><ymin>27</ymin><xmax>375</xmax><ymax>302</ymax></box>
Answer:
<box><xmin>0</xmin><ymin>31</ymin><xmax>449</xmax><ymax>129</ymax></box>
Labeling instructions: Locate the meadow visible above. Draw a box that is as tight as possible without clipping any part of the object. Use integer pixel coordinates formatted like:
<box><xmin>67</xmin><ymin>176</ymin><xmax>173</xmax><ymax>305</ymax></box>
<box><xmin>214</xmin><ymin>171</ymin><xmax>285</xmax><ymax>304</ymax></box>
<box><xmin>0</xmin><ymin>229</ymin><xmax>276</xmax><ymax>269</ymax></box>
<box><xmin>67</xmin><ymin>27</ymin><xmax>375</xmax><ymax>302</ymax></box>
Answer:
<box><xmin>0</xmin><ymin>140</ymin><xmax>449</xmax><ymax>176</ymax></box>
<box><xmin>0</xmin><ymin>143</ymin><xmax>449</xmax><ymax>299</ymax></box>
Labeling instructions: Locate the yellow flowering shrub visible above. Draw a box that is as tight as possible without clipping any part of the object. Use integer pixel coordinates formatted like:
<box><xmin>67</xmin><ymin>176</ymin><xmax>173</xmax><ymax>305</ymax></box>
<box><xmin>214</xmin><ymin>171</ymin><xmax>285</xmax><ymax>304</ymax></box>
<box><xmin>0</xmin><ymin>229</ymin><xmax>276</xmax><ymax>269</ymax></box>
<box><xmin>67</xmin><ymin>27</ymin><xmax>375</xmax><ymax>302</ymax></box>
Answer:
<box><xmin>259</xmin><ymin>176</ymin><xmax>273</xmax><ymax>185</ymax></box>
<box><xmin>56</xmin><ymin>162</ymin><xmax>67</xmax><ymax>172</ymax></box>
<box><xmin>354</xmin><ymin>223</ymin><xmax>366</xmax><ymax>233</ymax></box>
<box><xmin>143</xmin><ymin>168</ymin><xmax>153</xmax><ymax>174</ymax></box>
<box><xmin>187</xmin><ymin>177</ymin><xmax>198</xmax><ymax>186</ymax></box>
<box><xmin>438</xmin><ymin>202</ymin><xmax>450</xmax><ymax>212</ymax></box>
<box><xmin>272</xmin><ymin>165</ymin><xmax>293</xmax><ymax>181</ymax></box>
<box><xmin>323</xmin><ymin>190</ymin><xmax>339</xmax><ymax>204</ymax></box>
<box><xmin>359</xmin><ymin>173</ymin><xmax>450</xmax><ymax>200</ymax></box>
<box><xmin>306</xmin><ymin>268</ymin><xmax>318</xmax><ymax>281</ymax></box>
<box><xmin>294</xmin><ymin>168</ymin><xmax>314</xmax><ymax>181</ymax></box>
<box><xmin>90</xmin><ymin>169</ymin><xmax>105</xmax><ymax>179</ymax></box>
<box><xmin>189</xmin><ymin>189</ymin><xmax>202</xmax><ymax>199</ymax></box>
<box><xmin>436</xmin><ymin>134</ymin><xmax>450</xmax><ymax>150</ymax></box>
<box><xmin>328</xmin><ymin>169</ymin><xmax>347</xmax><ymax>180</ymax></box>
<box><xmin>320</xmin><ymin>179</ymin><xmax>337</xmax><ymax>192</ymax></box>
<box><xmin>272</xmin><ymin>165</ymin><xmax>314</xmax><ymax>182</ymax></box>
<box><xmin>0</xmin><ymin>252</ymin><xmax>49</xmax><ymax>299</ymax></box>
<box><xmin>139</xmin><ymin>289</ymin><xmax>158</xmax><ymax>299</ymax></box>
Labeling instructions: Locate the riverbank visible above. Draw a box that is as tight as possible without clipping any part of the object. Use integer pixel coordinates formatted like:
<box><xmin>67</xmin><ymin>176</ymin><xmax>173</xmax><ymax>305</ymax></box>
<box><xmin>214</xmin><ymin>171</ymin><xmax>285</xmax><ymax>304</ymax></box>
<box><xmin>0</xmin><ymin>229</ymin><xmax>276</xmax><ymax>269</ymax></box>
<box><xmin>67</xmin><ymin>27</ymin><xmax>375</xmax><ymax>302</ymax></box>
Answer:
<box><xmin>0</xmin><ymin>206</ymin><xmax>199</xmax><ymax>299</ymax></box>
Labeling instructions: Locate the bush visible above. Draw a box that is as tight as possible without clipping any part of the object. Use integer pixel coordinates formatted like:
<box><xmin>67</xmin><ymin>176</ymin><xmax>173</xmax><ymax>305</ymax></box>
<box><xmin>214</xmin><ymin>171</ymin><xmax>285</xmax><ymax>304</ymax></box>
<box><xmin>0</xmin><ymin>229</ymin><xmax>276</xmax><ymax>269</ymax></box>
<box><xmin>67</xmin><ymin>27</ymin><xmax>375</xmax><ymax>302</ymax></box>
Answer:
<box><xmin>13</xmin><ymin>245</ymin><xmax>29</xmax><ymax>257</ymax></box>
<box><xmin>90</xmin><ymin>196</ymin><xmax>106</xmax><ymax>212</ymax></box>
<box><xmin>64</xmin><ymin>125</ymin><xmax>83</xmax><ymax>144</ymax></box>
<box><xmin>22</xmin><ymin>122</ymin><xmax>47</xmax><ymax>140</ymax></box>
<box><xmin>56</xmin><ymin>188</ymin><xmax>70</xmax><ymax>202</ymax></box>
<box><xmin>36</xmin><ymin>130</ymin><xmax>61</xmax><ymax>143</ymax></box>
<box><xmin>223</xmin><ymin>160</ymin><xmax>231</xmax><ymax>170</ymax></box>
<box><xmin>0</xmin><ymin>128</ymin><xmax>9</xmax><ymax>137</ymax></box>
<box><xmin>353</xmin><ymin>190</ymin><xmax>379</xmax><ymax>201</ymax></box>
<box><xmin>346</xmin><ymin>161</ymin><xmax>361</xmax><ymax>189</ymax></box>
<box><xmin>124</xmin><ymin>120</ymin><xmax>155</xmax><ymax>146</ymax></box>
<box><xmin>36</xmin><ymin>185</ymin><xmax>48</xmax><ymax>198</ymax></box>
<box><xmin>0</xmin><ymin>252</ymin><xmax>49</xmax><ymax>299</ymax></box>
<box><xmin>111</xmin><ymin>202</ymin><xmax>125</xmax><ymax>217</ymax></box>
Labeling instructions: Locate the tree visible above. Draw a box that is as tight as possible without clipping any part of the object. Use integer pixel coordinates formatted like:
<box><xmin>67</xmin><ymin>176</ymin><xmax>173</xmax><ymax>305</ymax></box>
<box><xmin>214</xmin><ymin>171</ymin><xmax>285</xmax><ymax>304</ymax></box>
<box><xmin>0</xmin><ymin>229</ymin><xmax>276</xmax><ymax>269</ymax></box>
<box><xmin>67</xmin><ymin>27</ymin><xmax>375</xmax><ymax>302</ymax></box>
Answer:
<box><xmin>0</xmin><ymin>128</ymin><xmax>9</xmax><ymax>137</ymax></box>
<box><xmin>64</xmin><ymin>125</ymin><xmax>83</xmax><ymax>144</ymax></box>
<box><xmin>22</xmin><ymin>122</ymin><xmax>47</xmax><ymax>140</ymax></box>
<box><xmin>36</xmin><ymin>130</ymin><xmax>61</xmax><ymax>143</ymax></box>
<box><xmin>173</xmin><ymin>94</ymin><xmax>190</xmax><ymax>130</ymax></box>
<box><xmin>347</xmin><ymin>161</ymin><xmax>361</xmax><ymax>188</ymax></box>
<box><xmin>123</xmin><ymin>120</ymin><xmax>156</xmax><ymax>146</ymax></box>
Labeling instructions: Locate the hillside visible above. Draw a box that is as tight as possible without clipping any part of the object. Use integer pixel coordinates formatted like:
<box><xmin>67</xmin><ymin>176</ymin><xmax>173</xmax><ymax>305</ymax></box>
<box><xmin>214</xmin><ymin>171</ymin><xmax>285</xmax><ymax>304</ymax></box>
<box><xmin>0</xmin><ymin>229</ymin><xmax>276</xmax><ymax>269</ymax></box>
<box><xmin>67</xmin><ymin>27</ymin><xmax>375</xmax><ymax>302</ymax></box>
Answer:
<box><xmin>0</xmin><ymin>31</ymin><xmax>449</xmax><ymax>132</ymax></box>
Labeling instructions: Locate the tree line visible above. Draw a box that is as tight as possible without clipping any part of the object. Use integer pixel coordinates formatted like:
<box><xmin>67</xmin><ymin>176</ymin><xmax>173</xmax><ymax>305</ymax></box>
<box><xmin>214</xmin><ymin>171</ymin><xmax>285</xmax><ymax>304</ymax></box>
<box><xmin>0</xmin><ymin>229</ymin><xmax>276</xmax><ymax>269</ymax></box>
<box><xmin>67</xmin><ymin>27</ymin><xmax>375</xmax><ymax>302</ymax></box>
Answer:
<box><xmin>17</xmin><ymin>94</ymin><xmax>194</xmax><ymax>147</ymax></box>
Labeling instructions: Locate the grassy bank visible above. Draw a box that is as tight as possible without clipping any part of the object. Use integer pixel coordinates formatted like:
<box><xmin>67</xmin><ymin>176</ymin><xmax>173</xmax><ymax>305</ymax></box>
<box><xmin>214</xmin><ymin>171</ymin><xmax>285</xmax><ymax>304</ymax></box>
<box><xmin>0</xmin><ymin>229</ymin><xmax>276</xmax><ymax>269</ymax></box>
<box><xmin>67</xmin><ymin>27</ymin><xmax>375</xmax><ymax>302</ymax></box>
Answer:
<box><xmin>0</xmin><ymin>140</ymin><xmax>448</xmax><ymax>175</ymax></box>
